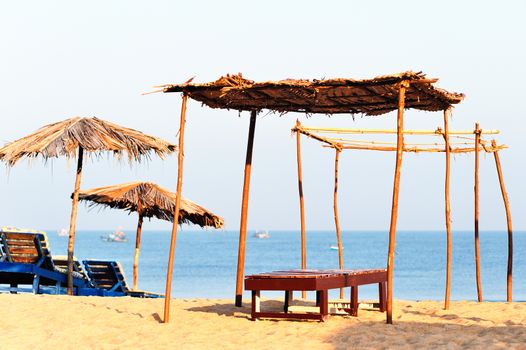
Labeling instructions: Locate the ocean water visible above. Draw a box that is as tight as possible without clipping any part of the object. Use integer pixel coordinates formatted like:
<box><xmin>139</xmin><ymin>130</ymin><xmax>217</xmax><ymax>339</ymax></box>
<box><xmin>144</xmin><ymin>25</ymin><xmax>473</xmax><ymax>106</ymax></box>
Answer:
<box><xmin>44</xmin><ymin>230</ymin><xmax>525</xmax><ymax>301</ymax></box>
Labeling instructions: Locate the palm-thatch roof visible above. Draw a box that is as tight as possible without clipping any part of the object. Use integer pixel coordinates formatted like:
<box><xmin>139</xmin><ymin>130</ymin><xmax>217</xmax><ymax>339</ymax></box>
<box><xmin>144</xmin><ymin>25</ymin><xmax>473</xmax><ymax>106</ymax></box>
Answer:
<box><xmin>158</xmin><ymin>71</ymin><xmax>464</xmax><ymax>116</ymax></box>
<box><xmin>78</xmin><ymin>182</ymin><xmax>224</xmax><ymax>229</ymax></box>
<box><xmin>0</xmin><ymin>117</ymin><xmax>176</xmax><ymax>166</ymax></box>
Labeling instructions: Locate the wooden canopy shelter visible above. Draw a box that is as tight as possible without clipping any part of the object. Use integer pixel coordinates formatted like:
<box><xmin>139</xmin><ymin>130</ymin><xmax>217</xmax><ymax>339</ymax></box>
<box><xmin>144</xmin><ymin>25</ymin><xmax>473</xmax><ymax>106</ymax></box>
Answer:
<box><xmin>0</xmin><ymin>117</ymin><xmax>176</xmax><ymax>295</ymax></box>
<box><xmin>157</xmin><ymin>71</ymin><xmax>466</xmax><ymax>324</ymax></box>
<box><xmin>159</xmin><ymin>71</ymin><xmax>463</xmax><ymax>115</ymax></box>
<box><xmin>293</xmin><ymin>122</ymin><xmax>513</xmax><ymax>314</ymax></box>
<box><xmin>78</xmin><ymin>181</ymin><xmax>224</xmax><ymax>290</ymax></box>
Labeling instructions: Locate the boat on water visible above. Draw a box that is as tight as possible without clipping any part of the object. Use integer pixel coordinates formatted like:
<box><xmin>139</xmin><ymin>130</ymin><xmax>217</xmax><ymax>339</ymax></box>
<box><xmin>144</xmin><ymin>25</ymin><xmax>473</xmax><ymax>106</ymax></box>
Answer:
<box><xmin>253</xmin><ymin>230</ymin><xmax>270</xmax><ymax>239</ymax></box>
<box><xmin>57</xmin><ymin>228</ymin><xmax>68</xmax><ymax>237</ymax></box>
<box><xmin>101</xmin><ymin>227</ymin><xmax>128</xmax><ymax>243</ymax></box>
<box><xmin>330</xmin><ymin>245</ymin><xmax>343</xmax><ymax>250</ymax></box>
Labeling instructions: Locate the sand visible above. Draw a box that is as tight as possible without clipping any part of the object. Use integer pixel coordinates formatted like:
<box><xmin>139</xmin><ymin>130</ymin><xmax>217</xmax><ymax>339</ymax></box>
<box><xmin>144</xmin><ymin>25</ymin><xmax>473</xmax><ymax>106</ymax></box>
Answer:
<box><xmin>1</xmin><ymin>294</ymin><xmax>525</xmax><ymax>349</ymax></box>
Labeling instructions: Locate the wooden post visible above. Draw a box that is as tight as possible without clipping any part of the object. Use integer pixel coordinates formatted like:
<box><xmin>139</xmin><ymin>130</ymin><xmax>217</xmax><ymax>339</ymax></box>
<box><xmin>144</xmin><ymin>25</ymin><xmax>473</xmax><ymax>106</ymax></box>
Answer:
<box><xmin>235</xmin><ymin>110</ymin><xmax>258</xmax><ymax>307</ymax></box>
<box><xmin>474</xmin><ymin>123</ymin><xmax>483</xmax><ymax>302</ymax></box>
<box><xmin>296</xmin><ymin>120</ymin><xmax>307</xmax><ymax>299</ymax></box>
<box><xmin>333</xmin><ymin>148</ymin><xmax>344</xmax><ymax>299</ymax></box>
<box><xmin>133</xmin><ymin>213</ymin><xmax>144</xmax><ymax>290</ymax></box>
<box><xmin>443</xmin><ymin>109</ymin><xmax>452</xmax><ymax>310</ymax></box>
<box><xmin>492</xmin><ymin>140</ymin><xmax>513</xmax><ymax>302</ymax></box>
<box><xmin>386</xmin><ymin>81</ymin><xmax>407</xmax><ymax>324</ymax></box>
<box><xmin>164</xmin><ymin>93</ymin><xmax>188</xmax><ymax>323</ymax></box>
<box><xmin>67</xmin><ymin>146</ymin><xmax>84</xmax><ymax>295</ymax></box>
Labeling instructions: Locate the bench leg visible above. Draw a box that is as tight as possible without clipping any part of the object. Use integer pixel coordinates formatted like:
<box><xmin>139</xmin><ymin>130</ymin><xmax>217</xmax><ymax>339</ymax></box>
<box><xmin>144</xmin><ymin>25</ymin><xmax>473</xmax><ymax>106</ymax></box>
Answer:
<box><xmin>32</xmin><ymin>275</ymin><xmax>40</xmax><ymax>294</ymax></box>
<box><xmin>284</xmin><ymin>290</ymin><xmax>292</xmax><ymax>313</ymax></box>
<box><xmin>379</xmin><ymin>282</ymin><xmax>386</xmax><ymax>312</ymax></box>
<box><xmin>251</xmin><ymin>290</ymin><xmax>260</xmax><ymax>320</ymax></box>
<box><xmin>319</xmin><ymin>290</ymin><xmax>329</xmax><ymax>321</ymax></box>
<box><xmin>9</xmin><ymin>283</ymin><xmax>17</xmax><ymax>294</ymax></box>
<box><xmin>350</xmin><ymin>286</ymin><xmax>358</xmax><ymax>317</ymax></box>
<box><xmin>316</xmin><ymin>290</ymin><xmax>321</xmax><ymax>307</ymax></box>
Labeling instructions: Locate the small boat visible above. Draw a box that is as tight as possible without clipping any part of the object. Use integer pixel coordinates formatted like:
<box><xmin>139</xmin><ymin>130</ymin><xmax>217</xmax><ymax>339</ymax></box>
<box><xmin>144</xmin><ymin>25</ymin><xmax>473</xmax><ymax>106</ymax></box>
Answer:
<box><xmin>57</xmin><ymin>228</ymin><xmax>68</xmax><ymax>237</ymax></box>
<box><xmin>253</xmin><ymin>230</ymin><xmax>270</xmax><ymax>239</ymax></box>
<box><xmin>330</xmin><ymin>245</ymin><xmax>343</xmax><ymax>250</ymax></box>
<box><xmin>101</xmin><ymin>227</ymin><xmax>128</xmax><ymax>243</ymax></box>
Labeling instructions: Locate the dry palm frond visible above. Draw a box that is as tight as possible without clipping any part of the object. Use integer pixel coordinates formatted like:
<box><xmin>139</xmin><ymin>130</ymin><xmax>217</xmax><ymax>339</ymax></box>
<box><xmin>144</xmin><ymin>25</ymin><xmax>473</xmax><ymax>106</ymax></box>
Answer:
<box><xmin>158</xmin><ymin>71</ymin><xmax>464</xmax><ymax>116</ymax></box>
<box><xmin>78</xmin><ymin>181</ymin><xmax>224</xmax><ymax>229</ymax></box>
<box><xmin>0</xmin><ymin>117</ymin><xmax>176</xmax><ymax>166</ymax></box>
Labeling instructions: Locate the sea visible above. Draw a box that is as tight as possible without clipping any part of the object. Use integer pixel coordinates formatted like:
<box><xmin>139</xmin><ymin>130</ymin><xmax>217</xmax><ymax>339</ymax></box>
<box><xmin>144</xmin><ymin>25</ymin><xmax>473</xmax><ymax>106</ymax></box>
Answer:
<box><xmin>44</xmin><ymin>230</ymin><xmax>525</xmax><ymax>301</ymax></box>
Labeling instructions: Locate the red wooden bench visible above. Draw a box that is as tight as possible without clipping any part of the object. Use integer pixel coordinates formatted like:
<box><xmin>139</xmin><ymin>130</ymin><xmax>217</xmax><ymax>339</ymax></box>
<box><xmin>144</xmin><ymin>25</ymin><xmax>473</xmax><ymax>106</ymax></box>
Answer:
<box><xmin>245</xmin><ymin>269</ymin><xmax>387</xmax><ymax>321</ymax></box>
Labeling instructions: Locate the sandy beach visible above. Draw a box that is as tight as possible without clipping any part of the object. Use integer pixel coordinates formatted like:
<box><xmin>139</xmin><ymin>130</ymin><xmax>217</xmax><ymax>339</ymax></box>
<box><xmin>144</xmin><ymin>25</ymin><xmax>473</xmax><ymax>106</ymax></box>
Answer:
<box><xmin>1</xmin><ymin>295</ymin><xmax>524</xmax><ymax>350</ymax></box>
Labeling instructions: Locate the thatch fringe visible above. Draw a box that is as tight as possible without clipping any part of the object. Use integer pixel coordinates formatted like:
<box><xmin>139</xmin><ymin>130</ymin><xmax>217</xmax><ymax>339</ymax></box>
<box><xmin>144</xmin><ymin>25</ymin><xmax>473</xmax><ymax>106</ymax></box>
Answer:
<box><xmin>0</xmin><ymin>117</ymin><xmax>176</xmax><ymax>166</ymax></box>
<box><xmin>78</xmin><ymin>182</ymin><xmax>224</xmax><ymax>229</ymax></box>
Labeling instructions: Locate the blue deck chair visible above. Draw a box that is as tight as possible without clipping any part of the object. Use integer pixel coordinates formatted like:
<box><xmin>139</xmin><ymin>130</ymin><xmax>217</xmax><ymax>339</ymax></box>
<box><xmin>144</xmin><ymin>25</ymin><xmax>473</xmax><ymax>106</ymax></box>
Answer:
<box><xmin>82</xmin><ymin>259</ymin><xmax>163</xmax><ymax>298</ymax></box>
<box><xmin>0</xmin><ymin>231</ymin><xmax>89</xmax><ymax>294</ymax></box>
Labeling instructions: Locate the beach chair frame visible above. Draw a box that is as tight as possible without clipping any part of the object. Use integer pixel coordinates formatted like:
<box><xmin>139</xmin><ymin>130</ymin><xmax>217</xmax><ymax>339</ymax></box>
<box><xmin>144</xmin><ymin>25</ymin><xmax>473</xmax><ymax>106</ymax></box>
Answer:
<box><xmin>0</xmin><ymin>231</ymin><xmax>89</xmax><ymax>294</ymax></box>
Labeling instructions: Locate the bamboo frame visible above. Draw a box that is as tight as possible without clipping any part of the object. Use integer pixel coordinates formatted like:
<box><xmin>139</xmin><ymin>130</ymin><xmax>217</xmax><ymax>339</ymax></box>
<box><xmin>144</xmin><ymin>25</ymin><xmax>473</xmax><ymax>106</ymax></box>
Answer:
<box><xmin>474</xmin><ymin>123</ymin><xmax>482</xmax><ymax>302</ymax></box>
<box><xmin>67</xmin><ymin>146</ymin><xmax>84</xmax><ymax>295</ymax></box>
<box><xmin>492</xmin><ymin>140</ymin><xmax>513</xmax><ymax>302</ymax></box>
<box><xmin>133</xmin><ymin>213</ymin><xmax>144</xmax><ymax>291</ymax></box>
<box><xmin>335</xmin><ymin>144</ymin><xmax>505</xmax><ymax>153</ymax></box>
<box><xmin>292</xmin><ymin>126</ymin><xmax>339</xmax><ymax>148</ymax></box>
<box><xmin>386</xmin><ymin>81</ymin><xmax>407</xmax><ymax>324</ymax></box>
<box><xmin>298</xmin><ymin>126</ymin><xmax>500</xmax><ymax>135</ymax></box>
<box><xmin>235</xmin><ymin>110</ymin><xmax>258</xmax><ymax>307</ymax></box>
<box><xmin>164</xmin><ymin>93</ymin><xmax>188</xmax><ymax>323</ymax></box>
<box><xmin>295</xmin><ymin>118</ymin><xmax>512</xmax><ymax>319</ymax></box>
<box><xmin>443</xmin><ymin>109</ymin><xmax>452</xmax><ymax>310</ymax></box>
<box><xmin>296</xmin><ymin>120</ymin><xmax>307</xmax><ymax>299</ymax></box>
<box><xmin>294</xmin><ymin>125</ymin><xmax>506</xmax><ymax>154</ymax></box>
<box><xmin>333</xmin><ymin>148</ymin><xmax>344</xmax><ymax>299</ymax></box>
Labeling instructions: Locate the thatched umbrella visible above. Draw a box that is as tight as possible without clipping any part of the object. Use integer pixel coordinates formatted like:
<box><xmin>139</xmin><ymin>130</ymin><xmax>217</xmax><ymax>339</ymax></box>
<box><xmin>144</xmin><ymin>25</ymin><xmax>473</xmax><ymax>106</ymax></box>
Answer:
<box><xmin>77</xmin><ymin>181</ymin><xmax>224</xmax><ymax>290</ymax></box>
<box><xmin>0</xmin><ymin>117</ymin><xmax>176</xmax><ymax>294</ymax></box>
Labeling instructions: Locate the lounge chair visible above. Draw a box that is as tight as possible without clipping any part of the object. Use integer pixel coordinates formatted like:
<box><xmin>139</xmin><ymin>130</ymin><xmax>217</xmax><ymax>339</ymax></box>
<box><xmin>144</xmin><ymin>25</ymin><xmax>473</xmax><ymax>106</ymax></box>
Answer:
<box><xmin>82</xmin><ymin>259</ymin><xmax>163</xmax><ymax>298</ymax></box>
<box><xmin>53</xmin><ymin>255</ymin><xmax>90</xmax><ymax>282</ymax></box>
<box><xmin>0</xmin><ymin>231</ymin><xmax>89</xmax><ymax>294</ymax></box>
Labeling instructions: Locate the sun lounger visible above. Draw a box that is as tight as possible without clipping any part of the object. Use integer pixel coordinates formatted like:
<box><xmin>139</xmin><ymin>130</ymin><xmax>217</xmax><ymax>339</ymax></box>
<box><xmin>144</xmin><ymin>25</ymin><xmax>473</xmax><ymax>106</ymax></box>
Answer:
<box><xmin>53</xmin><ymin>255</ymin><xmax>90</xmax><ymax>281</ymax></box>
<box><xmin>82</xmin><ymin>259</ymin><xmax>163</xmax><ymax>298</ymax></box>
<box><xmin>0</xmin><ymin>231</ymin><xmax>89</xmax><ymax>294</ymax></box>
<box><xmin>245</xmin><ymin>269</ymin><xmax>386</xmax><ymax>321</ymax></box>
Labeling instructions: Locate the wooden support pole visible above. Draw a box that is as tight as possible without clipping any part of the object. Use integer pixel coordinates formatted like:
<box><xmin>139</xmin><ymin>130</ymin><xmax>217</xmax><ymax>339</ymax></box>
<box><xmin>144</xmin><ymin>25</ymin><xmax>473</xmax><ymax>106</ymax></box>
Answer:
<box><xmin>386</xmin><ymin>81</ymin><xmax>407</xmax><ymax>324</ymax></box>
<box><xmin>164</xmin><ymin>93</ymin><xmax>188</xmax><ymax>323</ymax></box>
<box><xmin>492</xmin><ymin>140</ymin><xmax>513</xmax><ymax>302</ymax></box>
<box><xmin>133</xmin><ymin>214</ymin><xmax>144</xmax><ymax>291</ymax></box>
<box><xmin>296</xmin><ymin>120</ymin><xmax>307</xmax><ymax>299</ymax></box>
<box><xmin>67</xmin><ymin>146</ymin><xmax>84</xmax><ymax>296</ymax></box>
<box><xmin>443</xmin><ymin>109</ymin><xmax>452</xmax><ymax>310</ymax></box>
<box><xmin>333</xmin><ymin>148</ymin><xmax>344</xmax><ymax>299</ymax></box>
<box><xmin>474</xmin><ymin>123</ymin><xmax>483</xmax><ymax>302</ymax></box>
<box><xmin>235</xmin><ymin>110</ymin><xmax>258</xmax><ymax>307</ymax></box>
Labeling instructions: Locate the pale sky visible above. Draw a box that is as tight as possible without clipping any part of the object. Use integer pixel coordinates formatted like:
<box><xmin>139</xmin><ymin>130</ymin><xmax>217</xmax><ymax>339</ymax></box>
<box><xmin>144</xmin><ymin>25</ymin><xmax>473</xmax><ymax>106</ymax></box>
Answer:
<box><xmin>1</xmin><ymin>1</ymin><xmax>524</xmax><ymax>231</ymax></box>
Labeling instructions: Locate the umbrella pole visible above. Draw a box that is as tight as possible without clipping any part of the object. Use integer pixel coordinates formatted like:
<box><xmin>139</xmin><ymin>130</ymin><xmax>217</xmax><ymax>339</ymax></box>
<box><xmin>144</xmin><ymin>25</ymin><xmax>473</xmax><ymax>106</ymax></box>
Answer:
<box><xmin>492</xmin><ymin>140</ymin><xmax>513</xmax><ymax>302</ymax></box>
<box><xmin>235</xmin><ymin>110</ymin><xmax>258</xmax><ymax>307</ymax></box>
<box><xmin>333</xmin><ymin>148</ymin><xmax>344</xmax><ymax>299</ymax></box>
<box><xmin>67</xmin><ymin>146</ymin><xmax>84</xmax><ymax>296</ymax></box>
<box><xmin>296</xmin><ymin>120</ymin><xmax>307</xmax><ymax>299</ymax></box>
<box><xmin>386</xmin><ymin>81</ymin><xmax>406</xmax><ymax>324</ymax></box>
<box><xmin>443</xmin><ymin>109</ymin><xmax>452</xmax><ymax>310</ymax></box>
<box><xmin>133</xmin><ymin>214</ymin><xmax>144</xmax><ymax>291</ymax></box>
<box><xmin>164</xmin><ymin>94</ymin><xmax>188</xmax><ymax>323</ymax></box>
<box><xmin>474</xmin><ymin>123</ymin><xmax>482</xmax><ymax>302</ymax></box>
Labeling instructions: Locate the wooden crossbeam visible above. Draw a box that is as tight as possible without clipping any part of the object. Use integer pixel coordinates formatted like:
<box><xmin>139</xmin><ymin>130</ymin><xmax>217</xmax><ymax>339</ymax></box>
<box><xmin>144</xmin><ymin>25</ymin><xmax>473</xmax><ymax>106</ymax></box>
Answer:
<box><xmin>322</xmin><ymin>144</ymin><xmax>507</xmax><ymax>153</ymax></box>
<box><xmin>298</xmin><ymin>126</ymin><xmax>500</xmax><ymax>135</ymax></box>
